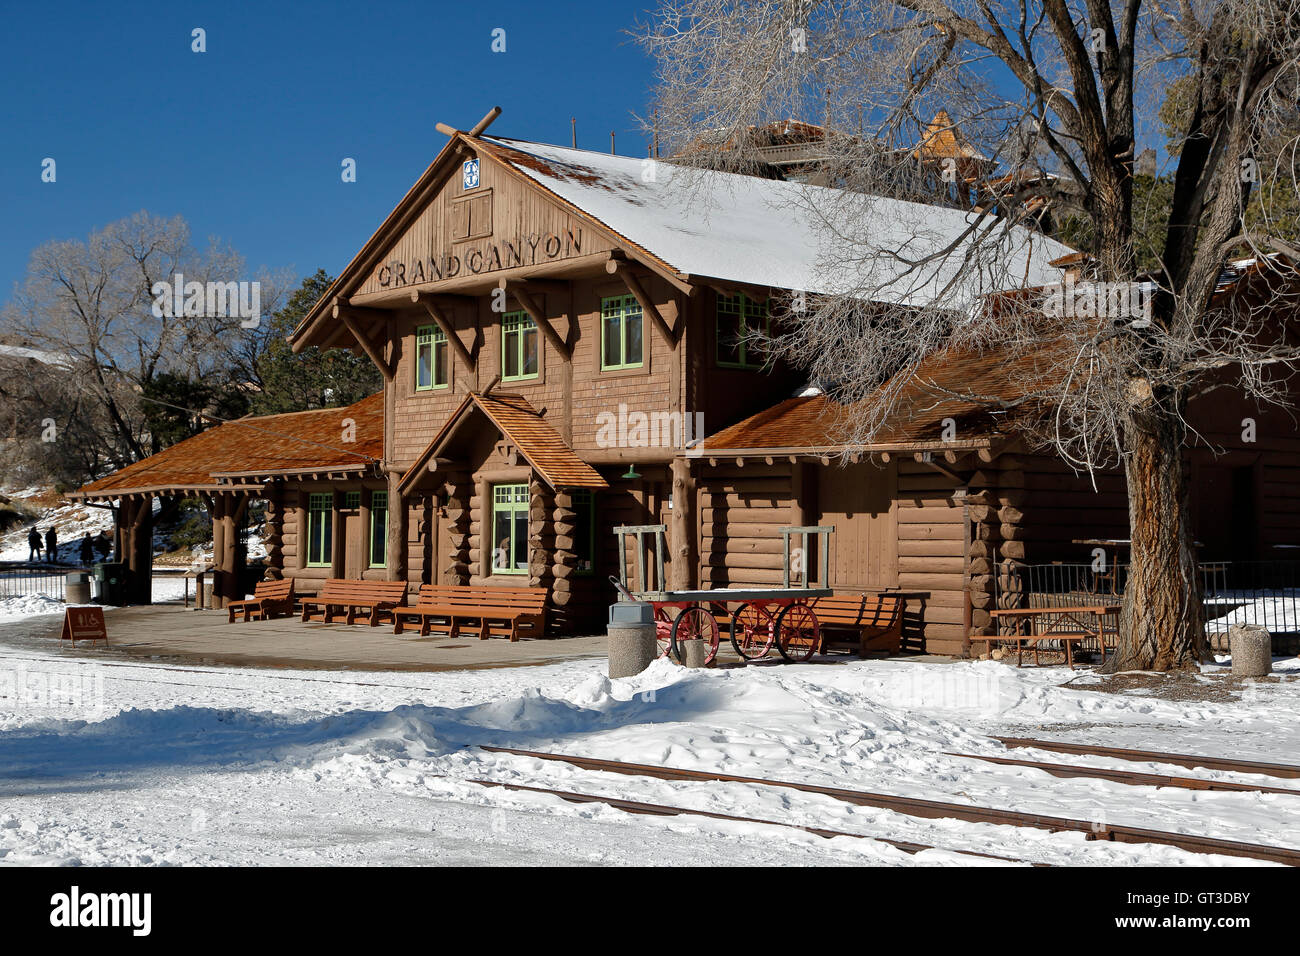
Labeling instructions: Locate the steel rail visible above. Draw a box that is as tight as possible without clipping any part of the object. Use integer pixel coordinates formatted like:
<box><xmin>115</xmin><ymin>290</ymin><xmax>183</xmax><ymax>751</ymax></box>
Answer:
<box><xmin>947</xmin><ymin>752</ymin><xmax>1300</xmax><ymax>796</ymax></box>
<box><xmin>993</xmin><ymin>736</ymin><xmax>1300</xmax><ymax>780</ymax></box>
<box><xmin>460</xmin><ymin>777</ymin><xmax>1037</xmax><ymax>865</ymax></box>
<box><xmin>480</xmin><ymin>745</ymin><xmax>1300</xmax><ymax>866</ymax></box>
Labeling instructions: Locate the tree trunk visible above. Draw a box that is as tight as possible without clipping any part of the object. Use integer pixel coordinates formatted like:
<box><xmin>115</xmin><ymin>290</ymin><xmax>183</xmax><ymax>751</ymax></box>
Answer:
<box><xmin>1103</xmin><ymin>396</ymin><xmax>1209</xmax><ymax>672</ymax></box>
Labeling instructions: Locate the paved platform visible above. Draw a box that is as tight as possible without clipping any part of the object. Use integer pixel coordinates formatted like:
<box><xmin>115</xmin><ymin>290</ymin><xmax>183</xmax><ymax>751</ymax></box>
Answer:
<box><xmin>0</xmin><ymin>604</ymin><xmax>609</xmax><ymax>672</ymax></box>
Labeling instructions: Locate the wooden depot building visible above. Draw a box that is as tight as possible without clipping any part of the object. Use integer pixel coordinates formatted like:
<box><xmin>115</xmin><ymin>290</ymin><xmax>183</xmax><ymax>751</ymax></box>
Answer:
<box><xmin>74</xmin><ymin>111</ymin><xmax>1300</xmax><ymax>655</ymax></box>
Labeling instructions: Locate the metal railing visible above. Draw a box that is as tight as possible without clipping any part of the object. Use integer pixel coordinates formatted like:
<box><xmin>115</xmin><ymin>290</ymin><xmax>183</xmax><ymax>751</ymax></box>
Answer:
<box><xmin>0</xmin><ymin>564</ymin><xmax>69</xmax><ymax>601</ymax></box>
<box><xmin>992</xmin><ymin>560</ymin><xmax>1300</xmax><ymax>637</ymax></box>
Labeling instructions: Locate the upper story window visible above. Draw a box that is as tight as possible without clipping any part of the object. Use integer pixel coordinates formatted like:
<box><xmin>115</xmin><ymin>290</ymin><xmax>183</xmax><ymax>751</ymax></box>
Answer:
<box><xmin>716</xmin><ymin>293</ymin><xmax>770</xmax><ymax>369</ymax></box>
<box><xmin>501</xmin><ymin>311</ymin><xmax>539</xmax><ymax>382</ymax></box>
<box><xmin>600</xmin><ymin>295</ymin><xmax>643</xmax><ymax>370</ymax></box>
<box><xmin>415</xmin><ymin>324</ymin><xmax>449</xmax><ymax>391</ymax></box>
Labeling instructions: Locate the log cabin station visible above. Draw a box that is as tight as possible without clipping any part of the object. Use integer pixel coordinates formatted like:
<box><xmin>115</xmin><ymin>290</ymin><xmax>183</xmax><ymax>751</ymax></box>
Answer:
<box><xmin>71</xmin><ymin>107</ymin><xmax>1300</xmax><ymax>657</ymax></box>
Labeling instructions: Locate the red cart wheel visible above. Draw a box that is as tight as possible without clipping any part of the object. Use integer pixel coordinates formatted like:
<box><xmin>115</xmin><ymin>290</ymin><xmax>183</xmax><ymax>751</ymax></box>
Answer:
<box><xmin>654</xmin><ymin>606</ymin><xmax>676</xmax><ymax>659</ymax></box>
<box><xmin>671</xmin><ymin>607</ymin><xmax>721</xmax><ymax>665</ymax></box>
<box><xmin>729</xmin><ymin>603</ymin><xmax>775</xmax><ymax>661</ymax></box>
<box><xmin>775</xmin><ymin>603</ymin><xmax>821</xmax><ymax>662</ymax></box>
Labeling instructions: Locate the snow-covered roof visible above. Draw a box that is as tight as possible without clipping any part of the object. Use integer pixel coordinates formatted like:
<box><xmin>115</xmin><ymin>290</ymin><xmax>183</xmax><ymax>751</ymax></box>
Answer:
<box><xmin>0</xmin><ymin>344</ymin><xmax>67</xmax><ymax>366</ymax></box>
<box><xmin>480</xmin><ymin>136</ymin><xmax>1074</xmax><ymax>307</ymax></box>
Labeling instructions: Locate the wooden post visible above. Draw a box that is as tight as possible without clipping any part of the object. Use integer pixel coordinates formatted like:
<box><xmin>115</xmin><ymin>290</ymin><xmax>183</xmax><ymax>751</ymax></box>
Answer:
<box><xmin>211</xmin><ymin>496</ymin><xmax>227</xmax><ymax>610</ymax></box>
<box><xmin>670</xmin><ymin>457</ymin><xmax>696</xmax><ymax>590</ymax></box>
<box><xmin>221</xmin><ymin>497</ymin><xmax>240</xmax><ymax>604</ymax></box>
<box><xmin>387</xmin><ymin>471</ymin><xmax>407</xmax><ymax>584</ymax></box>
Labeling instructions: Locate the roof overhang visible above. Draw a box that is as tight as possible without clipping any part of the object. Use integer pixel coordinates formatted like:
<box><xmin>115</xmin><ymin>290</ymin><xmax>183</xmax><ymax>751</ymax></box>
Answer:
<box><xmin>399</xmin><ymin>391</ymin><xmax>607</xmax><ymax>495</ymax></box>
<box><xmin>288</xmin><ymin>129</ymin><xmax>700</xmax><ymax>354</ymax></box>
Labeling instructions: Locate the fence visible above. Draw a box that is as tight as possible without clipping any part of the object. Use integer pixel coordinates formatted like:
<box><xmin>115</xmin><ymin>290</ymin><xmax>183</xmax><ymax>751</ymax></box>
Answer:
<box><xmin>0</xmin><ymin>564</ymin><xmax>68</xmax><ymax>601</ymax></box>
<box><xmin>992</xmin><ymin>560</ymin><xmax>1300</xmax><ymax>637</ymax></box>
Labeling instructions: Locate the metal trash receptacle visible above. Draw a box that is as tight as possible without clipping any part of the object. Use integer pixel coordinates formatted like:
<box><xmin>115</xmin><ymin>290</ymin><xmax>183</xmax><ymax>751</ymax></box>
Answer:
<box><xmin>93</xmin><ymin>562</ymin><xmax>128</xmax><ymax>605</ymax></box>
<box><xmin>65</xmin><ymin>571</ymin><xmax>92</xmax><ymax>605</ymax></box>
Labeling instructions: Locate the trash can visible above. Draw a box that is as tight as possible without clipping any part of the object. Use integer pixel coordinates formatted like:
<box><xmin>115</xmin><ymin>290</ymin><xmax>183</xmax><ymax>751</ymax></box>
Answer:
<box><xmin>65</xmin><ymin>571</ymin><xmax>92</xmax><ymax>605</ymax></box>
<box><xmin>607</xmin><ymin>601</ymin><xmax>657</xmax><ymax>678</ymax></box>
<box><xmin>93</xmin><ymin>562</ymin><xmax>129</xmax><ymax>606</ymax></box>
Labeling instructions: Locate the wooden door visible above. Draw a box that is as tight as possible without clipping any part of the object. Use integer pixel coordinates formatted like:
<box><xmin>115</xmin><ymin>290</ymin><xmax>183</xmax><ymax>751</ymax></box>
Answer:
<box><xmin>344</xmin><ymin>512</ymin><xmax>363</xmax><ymax>578</ymax></box>
<box><xmin>818</xmin><ymin>461</ymin><xmax>898</xmax><ymax>589</ymax></box>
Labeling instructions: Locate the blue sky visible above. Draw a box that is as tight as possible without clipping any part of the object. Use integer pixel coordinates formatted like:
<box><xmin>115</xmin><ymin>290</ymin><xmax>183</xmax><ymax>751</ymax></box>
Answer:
<box><xmin>0</xmin><ymin>0</ymin><xmax>658</xmax><ymax>305</ymax></box>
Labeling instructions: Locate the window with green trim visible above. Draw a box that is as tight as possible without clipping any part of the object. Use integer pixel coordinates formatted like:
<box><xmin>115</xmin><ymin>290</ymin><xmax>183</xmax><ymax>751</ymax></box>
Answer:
<box><xmin>491</xmin><ymin>483</ymin><xmax>529</xmax><ymax>574</ymax></box>
<box><xmin>344</xmin><ymin>491</ymin><xmax>360</xmax><ymax>509</ymax></box>
<box><xmin>572</xmin><ymin>489</ymin><xmax>595</xmax><ymax>574</ymax></box>
<box><xmin>415</xmin><ymin>324</ymin><xmax>449</xmax><ymax>391</ymax></box>
<box><xmin>716</xmin><ymin>293</ymin><xmax>770</xmax><ymax>369</ymax></box>
<box><xmin>307</xmin><ymin>493</ymin><xmax>332</xmax><ymax>567</ymax></box>
<box><xmin>600</xmin><ymin>295</ymin><xmax>643</xmax><ymax>370</ymax></box>
<box><xmin>369</xmin><ymin>490</ymin><xmax>388</xmax><ymax>569</ymax></box>
<box><xmin>501</xmin><ymin>311</ymin><xmax>539</xmax><ymax>382</ymax></box>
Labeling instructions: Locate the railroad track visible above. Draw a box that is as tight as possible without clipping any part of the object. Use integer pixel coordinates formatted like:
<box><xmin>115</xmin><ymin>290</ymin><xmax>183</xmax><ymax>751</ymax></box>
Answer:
<box><xmin>480</xmin><ymin>745</ymin><xmax>1300</xmax><ymax>866</ymax></box>
<box><xmin>460</xmin><ymin>777</ymin><xmax>1037</xmax><ymax>865</ymax></box>
<box><xmin>947</xmin><ymin>751</ymin><xmax>1300</xmax><ymax>796</ymax></box>
<box><xmin>993</xmin><ymin>736</ymin><xmax>1300</xmax><ymax>780</ymax></box>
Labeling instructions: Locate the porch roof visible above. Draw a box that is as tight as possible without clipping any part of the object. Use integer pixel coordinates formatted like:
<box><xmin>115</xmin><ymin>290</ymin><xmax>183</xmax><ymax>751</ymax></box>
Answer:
<box><xmin>401</xmin><ymin>391</ymin><xmax>607</xmax><ymax>493</ymax></box>
<box><xmin>70</xmin><ymin>393</ymin><xmax>385</xmax><ymax>500</ymax></box>
<box><xmin>695</xmin><ymin>343</ymin><xmax>1039</xmax><ymax>456</ymax></box>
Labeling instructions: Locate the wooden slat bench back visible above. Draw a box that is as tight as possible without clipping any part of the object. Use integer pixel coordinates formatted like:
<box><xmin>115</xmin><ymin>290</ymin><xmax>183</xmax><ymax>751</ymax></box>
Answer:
<box><xmin>809</xmin><ymin>593</ymin><xmax>905</xmax><ymax>657</ymax></box>
<box><xmin>300</xmin><ymin>579</ymin><xmax>409</xmax><ymax>626</ymax></box>
<box><xmin>393</xmin><ymin>584</ymin><xmax>549</xmax><ymax>641</ymax></box>
<box><xmin>226</xmin><ymin>577</ymin><xmax>296</xmax><ymax>624</ymax></box>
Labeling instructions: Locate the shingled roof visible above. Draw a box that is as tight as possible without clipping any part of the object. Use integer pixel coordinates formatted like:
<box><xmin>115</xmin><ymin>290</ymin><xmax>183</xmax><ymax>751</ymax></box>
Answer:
<box><xmin>401</xmin><ymin>392</ymin><xmax>607</xmax><ymax>493</ymax></box>
<box><xmin>73</xmin><ymin>392</ymin><xmax>385</xmax><ymax>499</ymax></box>
<box><xmin>695</xmin><ymin>343</ymin><xmax>1048</xmax><ymax>455</ymax></box>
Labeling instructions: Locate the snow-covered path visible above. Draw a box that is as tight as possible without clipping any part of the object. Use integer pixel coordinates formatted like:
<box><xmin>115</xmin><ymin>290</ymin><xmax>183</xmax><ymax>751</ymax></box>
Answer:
<box><xmin>1</xmin><ymin>623</ymin><xmax>1298</xmax><ymax>866</ymax></box>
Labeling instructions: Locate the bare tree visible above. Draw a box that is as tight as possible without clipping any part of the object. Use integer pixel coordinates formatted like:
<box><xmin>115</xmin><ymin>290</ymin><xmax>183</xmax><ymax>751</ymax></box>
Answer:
<box><xmin>639</xmin><ymin>0</ymin><xmax>1300</xmax><ymax>671</ymax></box>
<box><xmin>2</xmin><ymin>211</ymin><xmax>286</xmax><ymax>478</ymax></box>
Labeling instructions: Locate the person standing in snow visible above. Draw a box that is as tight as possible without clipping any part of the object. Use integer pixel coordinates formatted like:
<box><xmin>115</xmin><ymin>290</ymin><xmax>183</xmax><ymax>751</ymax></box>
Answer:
<box><xmin>79</xmin><ymin>533</ymin><xmax>94</xmax><ymax>566</ymax></box>
<box><xmin>27</xmin><ymin>527</ymin><xmax>42</xmax><ymax>563</ymax></box>
<box><xmin>94</xmin><ymin>531</ymin><xmax>111</xmax><ymax>561</ymax></box>
<box><xmin>45</xmin><ymin>527</ymin><xmax>58</xmax><ymax>564</ymax></box>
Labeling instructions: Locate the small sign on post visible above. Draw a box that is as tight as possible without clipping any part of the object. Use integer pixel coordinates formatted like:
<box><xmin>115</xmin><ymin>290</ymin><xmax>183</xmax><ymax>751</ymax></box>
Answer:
<box><xmin>60</xmin><ymin>606</ymin><xmax>107</xmax><ymax>646</ymax></box>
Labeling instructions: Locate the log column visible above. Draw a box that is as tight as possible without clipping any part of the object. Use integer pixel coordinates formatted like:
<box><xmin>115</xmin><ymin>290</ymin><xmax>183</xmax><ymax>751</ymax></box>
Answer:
<box><xmin>996</xmin><ymin>455</ymin><xmax>1027</xmax><ymax>637</ymax></box>
<box><xmin>386</xmin><ymin>470</ymin><xmax>407</xmax><ymax>584</ymax></box>
<box><xmin>211</xmin><ymin>495</ymin><xmax>227</xmax><ymax>609</ymax></box>
<box><xmin>964</xmin><ymin>481</ymin><xmax>999</xmax><ymax>646</ymax></box>
<box><xmin>221</xmin><ymin>495</ymin><xmax>246</xmax><ymax>605</ymax></box>
<box><xmin>265</xmin><ymin>483</ymin><xmax>284</xmax><ymax>572</ymax></box>
<box><xmin>670</xmin><ymin>457</ymin><xmax>697</xmax><ymax>591</ymax></box>
<box><xmin>529</xmin><ymin>476</ymin><xmax>556</xmax><ymax>599</ymax></box>
<box><xmin>550</xmin><ymin>487</ymin><xmax>576</xmax><ymax>635</ymax></box>
<box><xmin>442</xmin><ymin>473</ymin><xmax>472</xmax><ymax>585</ymax></box>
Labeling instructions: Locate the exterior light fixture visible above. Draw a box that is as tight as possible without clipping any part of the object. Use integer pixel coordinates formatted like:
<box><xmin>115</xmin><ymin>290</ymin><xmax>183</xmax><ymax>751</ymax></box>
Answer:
<box><xmin>622</xmin><ymin>464</ymin><xmax>641</xmax><ymax>480</ymax></box>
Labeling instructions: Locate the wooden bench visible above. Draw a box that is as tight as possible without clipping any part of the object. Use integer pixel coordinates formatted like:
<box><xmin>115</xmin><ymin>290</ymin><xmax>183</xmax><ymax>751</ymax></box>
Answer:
<box><xmin>227</xmin><ymin>577</ymin><xmax>296</xmax><ymax>623</ymax></box>
<box><xmin>979</xmin><ymin>605</ymin><xmax>1121</xmax><ymax>669</ymax></box>
<box><xmin>809</xmin><ymin>593</ymin><xmax>904</xmax><ymax>657</ymax></box>
<box><xmin>392</xmin><ymin>584</ymin><xmax>547</xmax><ymax>641</ymax></box>
<box><xmin>300</xmin><ymin>579</ymin><xmax>408</xmax><ymax>626</ymax></box>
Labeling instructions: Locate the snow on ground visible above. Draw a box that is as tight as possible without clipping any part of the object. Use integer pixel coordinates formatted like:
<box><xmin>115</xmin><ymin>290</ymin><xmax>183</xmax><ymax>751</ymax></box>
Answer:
<box><xmin>0</xmin><ymin>626</ymin><xmax>1297</xmax><ymax>866</ymax></box>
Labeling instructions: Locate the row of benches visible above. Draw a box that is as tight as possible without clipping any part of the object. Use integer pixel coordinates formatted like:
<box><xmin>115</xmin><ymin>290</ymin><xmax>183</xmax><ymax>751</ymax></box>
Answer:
<box><xmin>227</xmin><ymin>578</ymin><xmax>547</xmax><ymax>642</ymax></box>
<box><xmin>227</xmin><ymin>578</ymin><xmax>903</xmax><ymax>654</ymax></box>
